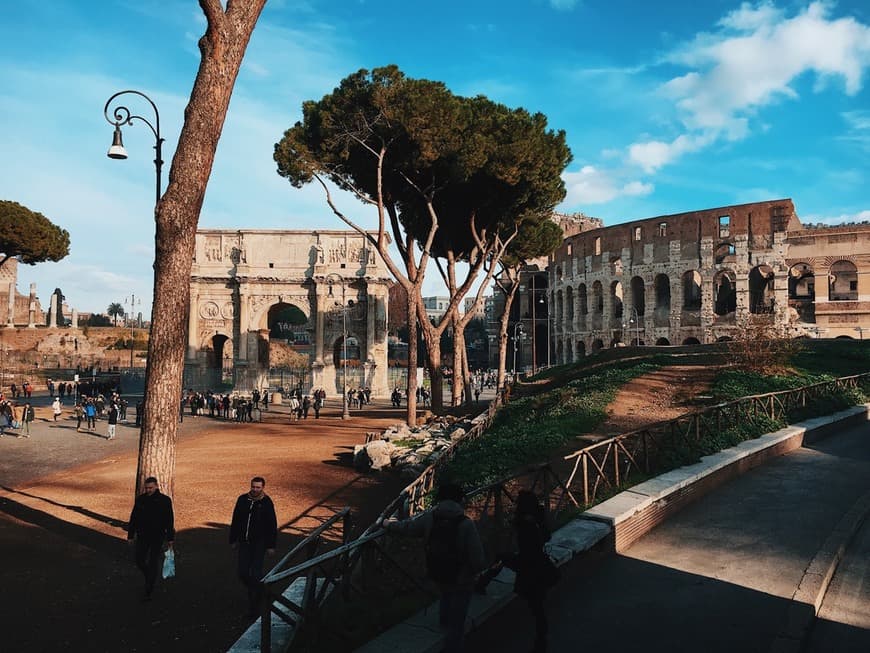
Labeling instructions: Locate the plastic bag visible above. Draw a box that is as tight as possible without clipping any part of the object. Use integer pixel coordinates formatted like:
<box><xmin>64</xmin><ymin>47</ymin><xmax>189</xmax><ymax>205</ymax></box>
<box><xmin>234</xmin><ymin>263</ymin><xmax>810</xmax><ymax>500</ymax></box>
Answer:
<box><xmin>162</xmin><ymin>548</ymin><xmax>176</xmax><ymax>579</ymax></box>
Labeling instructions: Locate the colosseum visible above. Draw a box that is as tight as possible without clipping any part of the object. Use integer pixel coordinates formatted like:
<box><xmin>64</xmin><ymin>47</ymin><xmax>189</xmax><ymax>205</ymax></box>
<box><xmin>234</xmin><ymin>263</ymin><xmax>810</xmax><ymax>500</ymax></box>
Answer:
<box><xmin>545</xmin><ymin>198</ymin><xmax>870</xmax><ymax>362</ymax></box>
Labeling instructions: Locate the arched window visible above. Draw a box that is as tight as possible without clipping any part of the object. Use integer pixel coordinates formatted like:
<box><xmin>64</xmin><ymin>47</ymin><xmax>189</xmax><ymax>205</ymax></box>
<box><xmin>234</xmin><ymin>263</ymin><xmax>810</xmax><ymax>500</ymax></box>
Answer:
<box><xmin>630</xmin><ymin>276</ymin><xmax>645</xmax><ymax>316</ymax></box>
<box><xmin>829</xmin><ymin>260</ymin><xmax>858</xmax><ymax>301</ymax></box>
<box><xmin>749</xmin><ymin>265</ymin><xmax>775</xmax><ymax>313</ymax></box>
<box><xmin>565</xmin><ymin>286</ymin><xmax>574</xmax><ymax>322</ymax></box>
<box><xmin>713</xmin><ymin>270</ymin><xmax>736</xmax><ymax>316</ymax></box>
<box><xmin>654</xmin><ymin>274</ymin><xmax>671</xmax><ymax>327</ymax></box>
<box><xmin>610</xmin><ymin>281</ymin><xmax>623</xmax><ymax>320</ymax></box>
<box><xmin>714</xmin><ymin>242</ymin><xmax>736</xmax><ymax>264</ymax></box>
<box><xmin>682</xmin><ymin>270</ymin><xmax>702</xmax><ymax>310</ymax></box>
<box><xmin>788</xmin><ymin>263</ymin><xmax>815</xmax><ymax>300</ymax></box>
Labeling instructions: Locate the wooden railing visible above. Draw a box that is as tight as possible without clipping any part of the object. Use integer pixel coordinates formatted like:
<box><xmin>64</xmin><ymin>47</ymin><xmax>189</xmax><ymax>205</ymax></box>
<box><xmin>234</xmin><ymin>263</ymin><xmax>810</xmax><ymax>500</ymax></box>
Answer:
<box><xmin>252</xmin><ymin>372</ymin><xmax>868</xmax><ymax>651</ymax></box>
<box><xmin>561</xmin><ymin>372</ymin><xmax>870</xmax><ymax>507</ymax></box>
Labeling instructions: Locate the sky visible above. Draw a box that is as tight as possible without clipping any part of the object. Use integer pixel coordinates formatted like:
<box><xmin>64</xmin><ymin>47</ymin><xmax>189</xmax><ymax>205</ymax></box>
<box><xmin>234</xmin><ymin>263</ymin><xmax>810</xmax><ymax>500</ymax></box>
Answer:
<box><xmin>1</xmin><ymin>0</ymin><xmax>868</xmax><ymax>318</ymax></box>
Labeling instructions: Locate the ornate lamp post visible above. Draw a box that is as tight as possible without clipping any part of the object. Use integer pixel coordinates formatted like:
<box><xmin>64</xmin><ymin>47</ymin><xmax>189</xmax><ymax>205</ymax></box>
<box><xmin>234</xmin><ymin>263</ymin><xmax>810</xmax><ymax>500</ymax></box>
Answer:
<box><xmin>125</xmin><ymin>294</ymin><xmax>141</xmax><ymax>369</ymax></box>
<box><xmin>512</xmin><ymin>322</ymin><xmax>524</xmax><ymax>380</ymax></box>
<box><xmin>622</xmin><ymin>306</ymin><xmax>642</xmax><ymax>346</ymax></box>
<box><xmin>103</xmin><ymin>90</ymin><xmax>164</xmax><ymax>210</ymax></box>
<box><xmin>326</xmin><ymin>273</ymin><xmax>350</xmax><ymax>420</ymax></box>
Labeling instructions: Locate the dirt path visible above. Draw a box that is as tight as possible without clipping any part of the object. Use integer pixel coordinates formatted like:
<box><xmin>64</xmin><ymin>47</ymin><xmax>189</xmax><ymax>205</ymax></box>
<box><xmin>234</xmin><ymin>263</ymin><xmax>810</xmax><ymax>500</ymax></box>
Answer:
<box><xmin>591</xmin><ymin>365</ymin><xmax>719</xmax><ymax>438</ymax></box>
<box><xmin>0</xmin><ymin>404</ymin><xmax>409</xmax><ymax>653</ymax></box>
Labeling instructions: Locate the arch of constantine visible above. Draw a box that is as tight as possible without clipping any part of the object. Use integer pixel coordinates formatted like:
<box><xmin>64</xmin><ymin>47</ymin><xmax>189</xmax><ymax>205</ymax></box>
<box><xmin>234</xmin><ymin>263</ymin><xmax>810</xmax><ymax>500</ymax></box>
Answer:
<box><xmin>186</xmin><ymin>229</ymin><xmax>391</xmax><ymax>396</ymax></box>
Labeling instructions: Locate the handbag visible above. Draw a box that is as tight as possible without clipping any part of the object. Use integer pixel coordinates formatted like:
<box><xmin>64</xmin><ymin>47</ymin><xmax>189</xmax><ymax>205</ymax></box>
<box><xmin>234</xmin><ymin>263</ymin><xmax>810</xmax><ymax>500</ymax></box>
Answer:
<box><xmin>162</xmin><ymin>548</ymin><xmax>176</xmax><ymax>579</ymax></box>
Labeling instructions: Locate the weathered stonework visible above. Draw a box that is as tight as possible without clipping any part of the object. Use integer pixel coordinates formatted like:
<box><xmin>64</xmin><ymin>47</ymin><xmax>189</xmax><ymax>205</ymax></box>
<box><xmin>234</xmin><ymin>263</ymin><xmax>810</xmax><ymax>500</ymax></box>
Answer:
<box><xmin>187</xmin><ymin>229</ymin><xmax>392</xmax><ymax>395</ymax></box>
<box><xmin>548</xmin><ymin>199</ymin><xmax>870</xmax><ymax>362</ymax></box>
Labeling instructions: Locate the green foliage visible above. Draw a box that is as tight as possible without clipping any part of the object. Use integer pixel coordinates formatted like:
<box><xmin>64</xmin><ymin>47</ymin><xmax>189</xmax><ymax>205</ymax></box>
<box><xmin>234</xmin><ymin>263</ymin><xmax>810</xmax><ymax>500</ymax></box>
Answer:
<box><xmin>711</xmin><ymin>369</ymin><xmax>821</xmax><ymax>400</ymax></box>
<box><xmin>791</xmin><ymin>340</ymin><xmax>870</xmax><ymax>377</ymax></box>
<box><xmin>106</xmin><ymin>302</ymin><xmax>125</xmax><ymax>326</ymax></box>
<box><xmin>444</xmin><ymin>362</ymin><xmax>659</xmax><ymax>487</ymax></box>
<box><xmin>0</xmin><ymin>200</ymin><xmax>70</xmax><ymax>267</ymax></box>
<box><xmin>86</xmin><ymin>314</ymin><xmax>112</xmax><ymax>327</ymax></box>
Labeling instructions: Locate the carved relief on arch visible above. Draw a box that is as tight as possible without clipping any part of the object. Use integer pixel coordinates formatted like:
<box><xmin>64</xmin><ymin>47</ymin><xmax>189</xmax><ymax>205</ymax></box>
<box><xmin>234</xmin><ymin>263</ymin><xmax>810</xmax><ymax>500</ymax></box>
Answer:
<box><xmin>199</xmin><ymin>300</ymin><xmax>221</xmax><ymax>320</ymax></box>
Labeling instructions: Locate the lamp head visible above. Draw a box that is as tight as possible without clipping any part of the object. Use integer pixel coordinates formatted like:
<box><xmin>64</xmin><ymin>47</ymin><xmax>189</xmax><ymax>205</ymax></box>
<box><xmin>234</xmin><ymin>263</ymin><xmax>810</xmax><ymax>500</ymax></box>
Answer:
<box><xmin>107</xmin><ymin>125</ymin><xmax>128</xmax><ymax>160</ymax></box>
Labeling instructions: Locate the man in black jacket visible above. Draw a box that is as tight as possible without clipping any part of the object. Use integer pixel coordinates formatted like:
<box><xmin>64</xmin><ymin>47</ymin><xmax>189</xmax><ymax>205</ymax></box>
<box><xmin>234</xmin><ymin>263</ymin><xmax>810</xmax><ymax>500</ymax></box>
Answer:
<box><xmin>229</xmin><ymin>476</ymin><xmax>278</xmax><ymax>617</ymax></box>
<box><xmin>127</xmin><ymin>476</ymin><xmax>175</xmax><ymax>599</ymax></box>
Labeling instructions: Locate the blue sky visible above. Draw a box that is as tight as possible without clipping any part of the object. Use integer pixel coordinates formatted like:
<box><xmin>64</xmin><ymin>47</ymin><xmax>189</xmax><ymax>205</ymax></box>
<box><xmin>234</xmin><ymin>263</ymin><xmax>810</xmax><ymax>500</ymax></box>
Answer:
<box><xmin>1</xmin><ymin>0</ymin><xmax>868</xmax><ymax>317</ymax></box>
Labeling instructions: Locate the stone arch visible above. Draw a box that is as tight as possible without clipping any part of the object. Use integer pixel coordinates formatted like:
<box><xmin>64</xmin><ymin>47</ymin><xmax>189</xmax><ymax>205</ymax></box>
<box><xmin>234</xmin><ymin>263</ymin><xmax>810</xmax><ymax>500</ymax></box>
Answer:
<box><xmin>749</xmin><ymin>264</ymin><xmax>775</xmax><ymax>314</ymax></box>
<box><xmin>656</xmin><ymin>337</ymin><xmax>670</xmax><ymax>346</ymax></box>
<box><xmin>591</xmin><ymin>281</ymin><xmax>603</xmax><ymax>329</ymax></box>
<box><xmin>630</xmin><ymin>276</ymin><xmax>645</xmax><ymax>316</ymax></box>
<box><xmin>716</xmin><ymin>336</ymin><xmax>733</xmax><ymax>342</ymax></box>
<box><xmin>576</xmin><ymin>340</ymin><xmax>586</xmax><ymax>357</ymax></box>
<box><xmin>565</xmin><ymin>340</ymin><xmax>573</xmax><ymax>363</ymax></box>
<box><xmin>565</xmin><ymin>286</ymin><xmax>574</xmax><ymax>323</ymax></box>
<box><xmin>555</xmin><ymin>289</ymin><xmax>564</xmax><ymax>327</ymax></box>
<box><xmin>682</xmin><ymin>270</ymin><xmax>702</xmax><ymax>310</ymax></box>
<box><xmin>610</xmin><ymin>280</ymin><xmax>623</xmax><ymax>321</ymax></box>
<box><xmin>654</xmin><ymin>274</ymin><xmax>671</xmax><ymax>327</ymax></box>
<box><xmin>829</xmin><ymin>260</ymin><xmax>858</xmax><ymax>301</ymax></box>
<box><xmin>713</xmin><ymin>269</ymin><xmax>737</xmax><ymax>316</ymax></box>
<box><xmin>788</xmin><ymin>263</ymin><xmax>815</xmax><ymax>300</ymax></box>
<box><xmin>714</xmin><ymin>242</ymin><xmax>736</xmax><ymax>264</ymax></box>
<box><xmin>577</xmin><ymin>283</ymin><xmax>588</xmax><ymax>330</ymax></box>
<box><xmin>591</xmin><ymin>338</ymin><xmax>604</xmax><ymax>352</ymax></box>
<box><xmin>682</xmin><ymin>337</ymin><xmax>701</xmax><ymax>345</ymax></box>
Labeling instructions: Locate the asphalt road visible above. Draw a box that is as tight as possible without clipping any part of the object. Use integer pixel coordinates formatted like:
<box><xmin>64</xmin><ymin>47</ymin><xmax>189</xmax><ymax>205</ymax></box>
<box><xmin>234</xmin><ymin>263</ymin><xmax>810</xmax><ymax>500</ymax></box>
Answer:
<box><xmin>464</xmin><ymin>417</ymin><xmax>870</xmax><ymax>653</ymax></box>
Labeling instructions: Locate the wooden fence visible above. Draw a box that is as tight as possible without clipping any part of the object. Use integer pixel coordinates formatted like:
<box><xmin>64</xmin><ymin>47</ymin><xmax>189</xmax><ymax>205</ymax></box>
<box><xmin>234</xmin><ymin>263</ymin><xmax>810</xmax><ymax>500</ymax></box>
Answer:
<box><xmin>252</xmin><ymin>371</ymin><xmax>869</xmax><ymax>651</ymax></box>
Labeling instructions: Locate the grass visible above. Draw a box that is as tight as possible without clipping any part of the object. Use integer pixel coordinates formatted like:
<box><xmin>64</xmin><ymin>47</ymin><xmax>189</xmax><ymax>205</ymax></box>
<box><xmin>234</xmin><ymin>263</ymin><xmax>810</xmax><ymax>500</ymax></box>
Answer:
<box><xmin>444</xmin><ymin>361</ymin><xmax>661</xmax><ymax>488</ymax></box>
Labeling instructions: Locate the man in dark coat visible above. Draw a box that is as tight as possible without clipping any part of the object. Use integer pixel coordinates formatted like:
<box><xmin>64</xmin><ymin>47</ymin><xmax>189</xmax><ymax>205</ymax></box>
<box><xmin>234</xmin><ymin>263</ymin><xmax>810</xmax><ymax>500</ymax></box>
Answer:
<box><xmin>127</xmin><ymin>477</ymin><xmax>175</xmax><ymax>599</ymax></box>
<box><xmin>229</xmin><ymin>476</ymin><xmax>278</xmax><ymax>617</ymax></box>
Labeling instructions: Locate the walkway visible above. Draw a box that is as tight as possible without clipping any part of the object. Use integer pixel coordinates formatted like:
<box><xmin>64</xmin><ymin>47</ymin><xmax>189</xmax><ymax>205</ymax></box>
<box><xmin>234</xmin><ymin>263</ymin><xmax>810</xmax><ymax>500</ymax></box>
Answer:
<box><xmin>463</xmin><ymin>416</ymin><xmax>870</xmax><ymax>653</ymax></box>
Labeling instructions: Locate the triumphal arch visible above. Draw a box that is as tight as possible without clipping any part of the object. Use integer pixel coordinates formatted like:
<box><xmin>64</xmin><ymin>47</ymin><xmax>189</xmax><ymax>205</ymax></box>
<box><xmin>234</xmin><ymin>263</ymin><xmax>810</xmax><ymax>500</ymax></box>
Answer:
<box><xmin>186</xmin><ymin>229</ymin><xmax>391</xmax><ymax>396</ymax></box>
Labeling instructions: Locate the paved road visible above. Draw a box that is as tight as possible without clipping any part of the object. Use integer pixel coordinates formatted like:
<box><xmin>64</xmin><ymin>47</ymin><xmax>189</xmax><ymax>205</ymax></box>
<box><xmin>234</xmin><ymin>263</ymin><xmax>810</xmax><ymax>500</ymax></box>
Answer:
<box><xmin>464</xmin><ymin>418</ymin><xmax>870</xmax><ymax>653</ymax></box>
<box><xmin>806</xmin><ymin>508</ymin><xmax>870</xmax><ymax>652</ymax></box>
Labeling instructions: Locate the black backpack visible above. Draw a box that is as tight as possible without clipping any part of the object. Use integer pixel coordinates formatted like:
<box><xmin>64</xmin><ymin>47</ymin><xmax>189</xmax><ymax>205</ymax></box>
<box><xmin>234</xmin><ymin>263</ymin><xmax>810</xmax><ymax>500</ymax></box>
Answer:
<box><xmin>426</xmin><ymin>513</ymin><xmax>467</xmax><ymax>583</ymax></box>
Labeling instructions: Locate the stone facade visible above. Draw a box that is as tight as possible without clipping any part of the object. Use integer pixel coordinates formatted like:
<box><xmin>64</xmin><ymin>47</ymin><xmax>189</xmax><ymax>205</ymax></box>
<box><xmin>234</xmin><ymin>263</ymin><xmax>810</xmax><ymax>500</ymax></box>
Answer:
<box><xmin>0</xmin><ymin>258</ymin><xmax>46</xmax><ymax>327</ymax></box>
<box><xmin>187</xmin><ymin>229</ymin><xmax>392</xmax><ymax>395</ymax></box>
<box><xmin>546</xmin><ymin>199</ymin><xmax>870</xmax><ymax>362</ymax></box>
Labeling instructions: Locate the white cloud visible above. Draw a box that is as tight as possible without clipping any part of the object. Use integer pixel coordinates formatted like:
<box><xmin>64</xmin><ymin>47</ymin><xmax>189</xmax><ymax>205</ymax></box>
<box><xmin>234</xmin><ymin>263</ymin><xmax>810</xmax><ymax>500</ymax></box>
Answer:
<box><xmin>627</xmin><ymin>2</ymin><xmax>870</xmax><ymax>171</ymax></box>
<box><xmin>562</xmin><ymin>165</ymin><xmax>652</xmax><ymax>205</ymax></box>
<box><xmin>628</xmin><ymin>133</ymin><xmax>715</xmax><ymax>173</ymax></box>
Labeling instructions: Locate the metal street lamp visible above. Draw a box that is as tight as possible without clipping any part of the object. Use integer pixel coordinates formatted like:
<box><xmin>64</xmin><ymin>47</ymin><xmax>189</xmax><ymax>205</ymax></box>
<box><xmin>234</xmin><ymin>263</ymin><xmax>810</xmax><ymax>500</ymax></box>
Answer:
<box><xmin>512</xmin><ymin>322</ymin><xmax>524</xmax><ymax>380</ymax></box>
<box><xmin>125</xmin><ymin>294</ymin><xmax>141</xmax><ymax>369</ymax></box>
<box><xmin>104</xmin><ymin>90</ymin><xmax>164</xmax><ymax>210</ymax></box>
<box><xmin>622</xmin><ymin>306</ymin><xmax>642</xmax><ymax>346</ymax></box>
<box><xmin>326</xmin><ymin>273</ymin><xmax>351</xmax><ymax>420</ymax></box>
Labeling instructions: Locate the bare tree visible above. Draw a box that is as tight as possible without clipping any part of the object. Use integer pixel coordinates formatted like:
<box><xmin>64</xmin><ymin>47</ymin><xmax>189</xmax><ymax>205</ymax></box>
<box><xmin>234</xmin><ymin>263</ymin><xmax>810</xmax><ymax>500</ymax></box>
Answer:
<box><xmin>136</xmin><ymin>0</ymin><xmax>266</xmax><ymax>498</ymax></box>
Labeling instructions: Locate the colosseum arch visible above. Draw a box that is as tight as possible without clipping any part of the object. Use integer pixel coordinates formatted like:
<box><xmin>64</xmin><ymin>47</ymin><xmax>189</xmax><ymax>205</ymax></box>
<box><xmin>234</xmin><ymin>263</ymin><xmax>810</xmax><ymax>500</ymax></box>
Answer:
<box><xmin>682</xmin><ymin>270</ymin><xmax>702</xmax><ymax>310</ymax></box>
<box><xmin>187</xmin><ymin>229</ymin><xmax>391</xmax><ymax>395</ymax></box>
<box><xmin>829</xmin><ymin>260</ymin><xmax>858</xmax><ymax>301</ymax></box>
<box><xmin>713</xmin><ymin>270</ymin><xmax>737</xmax><ymax>316</ymax></box>
<box><xmin>610</xmin><ymin>280</ymin><xmax>623</xmax><ymax>322</ymax></box>
<box><xmin>591</xmin><ymin>281</ymin><xmax>603</xmax><ymax>329</ymax></box>
<box><xmin>654</xmin><ymin>274</ymin><xmax>671</xmax><ymax>327</ymax></box>
<box><xmin>749</xmin><ymin>264</ymin><xmax>775</xmax><ymax>314</ymax></box>
<box><xmin>577</xmin><ymin>283</ymin><xmax>588</xmax><ymax>330</ymax></box>
<box><xmin>630</xmin><ymin>276</ymin><xmax>645</xmax><ymax>316</ymax></box>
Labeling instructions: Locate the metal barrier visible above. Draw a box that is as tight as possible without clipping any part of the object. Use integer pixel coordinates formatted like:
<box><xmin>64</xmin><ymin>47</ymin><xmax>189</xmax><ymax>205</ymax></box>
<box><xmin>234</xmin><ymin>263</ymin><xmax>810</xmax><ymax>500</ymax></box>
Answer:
<box><xmin>253</xmin><ymin>372</ymin><xmax>869</xmax><ymax>651</ymax></box>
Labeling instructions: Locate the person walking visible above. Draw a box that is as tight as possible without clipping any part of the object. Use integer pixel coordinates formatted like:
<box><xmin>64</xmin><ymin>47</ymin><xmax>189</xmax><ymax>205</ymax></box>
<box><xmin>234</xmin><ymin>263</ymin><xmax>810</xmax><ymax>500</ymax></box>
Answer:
<box><xmin>127</xmin><ymin>476</ymin><xmax>175</xmax><ymax>600</ymax></box>
<box><xmin>385</xmin><ymin>483</ymin><xmax>486</xmax><ymax>653</ymax></box>
<box><xmin>476</xmin><ymin>490</ymin><xmax>558</xmax><ymax>653</ymax></box>
<box><xmin>106</xmin><ymin>401</ymin><xmax>118</xmax><ymax>440</ymax></box>
<box><xmin>74</xmin><ymin>402</ymin><xmax>84</xmax><ymax>431</ymax></box>
<box><xmin>51</xmin><ymin>397</ymin><xmax>62</xmax><ymax>422</ymax></box>
<box><xmin>84</xmin><ymin>400</ymin><xmax>97</xmax><ymax>431</ymax></box>
<box><xmin>21</xmin><ymin>402</ymin><xmax>34</xmax><ymax>438</ymax></box>
<box><xmin>229</xmin><ymin>476</ymin><xmax>278</xmax><ymax>618</ymax></box>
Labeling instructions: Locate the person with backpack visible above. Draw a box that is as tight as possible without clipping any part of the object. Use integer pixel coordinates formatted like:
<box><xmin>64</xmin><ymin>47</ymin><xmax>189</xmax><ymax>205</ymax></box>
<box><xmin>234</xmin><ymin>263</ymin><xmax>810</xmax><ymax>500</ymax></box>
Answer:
<box><xmin>475</xmin><ymin>490</ymin><xmax>559</xmax><ymax>652</ymax></box>
<box><xmin>384</xmin><ymin>483</ymin><xmax>486</xmax><ymax>652</ymax></box>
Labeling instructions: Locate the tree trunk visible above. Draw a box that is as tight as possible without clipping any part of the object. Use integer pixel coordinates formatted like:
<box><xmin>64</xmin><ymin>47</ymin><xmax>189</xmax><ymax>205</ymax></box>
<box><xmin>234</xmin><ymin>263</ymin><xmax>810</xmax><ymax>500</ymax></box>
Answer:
<box><xmin>404</xmin><ymin>287</ymin><xmax>418</xmax><ymax>426</ymax></box>
<box><xmin>136</xmin><ymin>0</ymin><xmax>265</xmax><ymax>499</ymax></box>
<box><xmin>496</xmin><ymin>281</ymin><xmax>519</xmax><ymax>391</ymax></box>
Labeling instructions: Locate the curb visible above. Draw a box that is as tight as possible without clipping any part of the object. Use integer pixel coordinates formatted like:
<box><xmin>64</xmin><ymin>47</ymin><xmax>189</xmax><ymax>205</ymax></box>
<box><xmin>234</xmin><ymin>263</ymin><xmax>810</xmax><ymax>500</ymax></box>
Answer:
<box><xmin>768</xmin><ymin>487</ymin><xmax>870</xmax><ymax>653</ymax></box>
<box><xmin>354</xmin><ymin>405</ymin><xmax>869</xmax><ymax>653</ymax></box>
